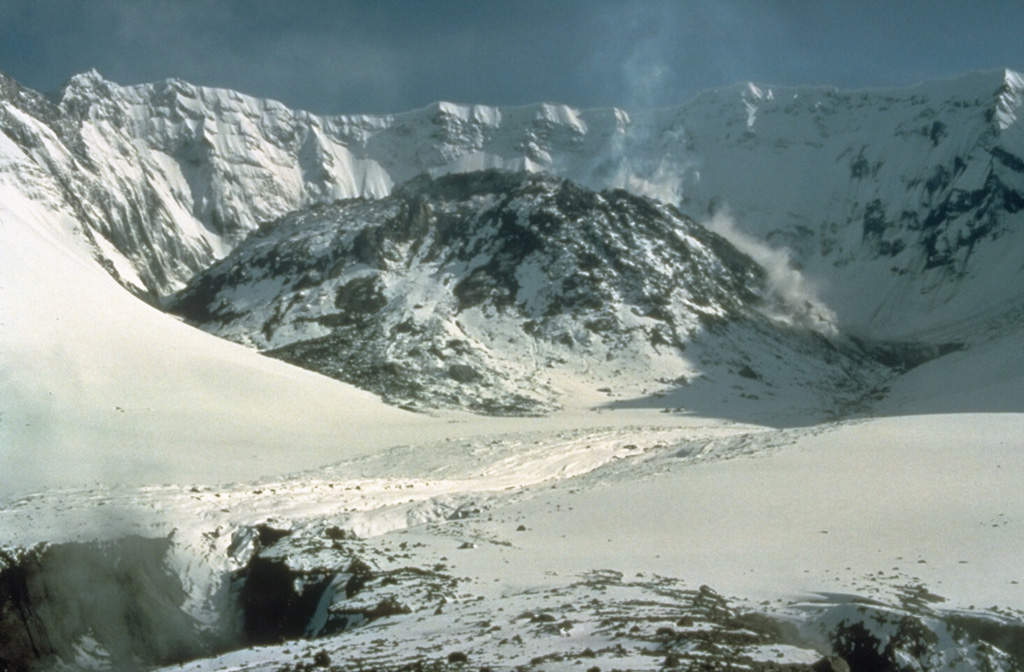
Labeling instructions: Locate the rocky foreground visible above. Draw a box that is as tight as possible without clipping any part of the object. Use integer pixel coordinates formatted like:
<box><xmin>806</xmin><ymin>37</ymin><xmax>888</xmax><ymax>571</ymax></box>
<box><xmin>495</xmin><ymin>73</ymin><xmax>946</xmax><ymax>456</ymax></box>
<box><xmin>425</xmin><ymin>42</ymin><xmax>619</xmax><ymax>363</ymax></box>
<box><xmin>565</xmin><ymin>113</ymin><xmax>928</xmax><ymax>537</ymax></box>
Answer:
<box><xmin>2</xmin><ymin>419</ymin><xmax>1022</xmax><ymax>672</ymax></box>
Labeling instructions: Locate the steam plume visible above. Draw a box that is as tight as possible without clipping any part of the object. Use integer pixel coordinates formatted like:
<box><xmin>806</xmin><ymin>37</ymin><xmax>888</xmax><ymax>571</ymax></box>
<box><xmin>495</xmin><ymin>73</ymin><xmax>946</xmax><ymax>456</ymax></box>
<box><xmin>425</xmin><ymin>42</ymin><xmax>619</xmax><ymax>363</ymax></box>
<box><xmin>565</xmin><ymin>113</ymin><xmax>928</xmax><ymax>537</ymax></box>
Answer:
<box><xmin>706</xmin><ymin>210</ymin><xmax>838</xmax><ymax>337</ymax></box>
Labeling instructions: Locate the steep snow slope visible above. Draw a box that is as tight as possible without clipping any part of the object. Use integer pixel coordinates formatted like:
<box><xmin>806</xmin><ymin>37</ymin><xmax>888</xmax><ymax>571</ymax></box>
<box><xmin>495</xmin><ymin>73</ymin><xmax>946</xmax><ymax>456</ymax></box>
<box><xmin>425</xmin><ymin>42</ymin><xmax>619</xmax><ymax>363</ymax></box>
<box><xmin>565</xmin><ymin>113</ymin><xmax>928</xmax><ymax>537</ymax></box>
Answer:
<box><xmin>0</xmin><ymin>70</ymin><xmax>215</xmax><ymax>296</ymax></box>
<box><xmin>0</xmin><ymin>166</ymin><xmax>437</xmax><ymax>496</ymax></box>
<box><xmin>169</xmin><ymin>171</ymin><xmax>881</xmax><ymax>419</ymax></box>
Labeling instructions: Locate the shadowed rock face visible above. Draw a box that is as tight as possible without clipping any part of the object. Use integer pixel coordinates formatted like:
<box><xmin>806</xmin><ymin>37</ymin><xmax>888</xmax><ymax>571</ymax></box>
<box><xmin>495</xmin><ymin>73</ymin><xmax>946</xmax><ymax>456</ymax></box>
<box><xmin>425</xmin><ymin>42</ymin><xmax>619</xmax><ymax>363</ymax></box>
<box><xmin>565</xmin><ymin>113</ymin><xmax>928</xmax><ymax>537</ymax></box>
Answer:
<box><xmin>236</xmin><ymin>555</ymin><xmax>334</xmax><ymax>644</ymax></box>
<box><xmin>0</xmin><ymin>537</ymin><xmax>224</xmax><ymax>671</ymax></box>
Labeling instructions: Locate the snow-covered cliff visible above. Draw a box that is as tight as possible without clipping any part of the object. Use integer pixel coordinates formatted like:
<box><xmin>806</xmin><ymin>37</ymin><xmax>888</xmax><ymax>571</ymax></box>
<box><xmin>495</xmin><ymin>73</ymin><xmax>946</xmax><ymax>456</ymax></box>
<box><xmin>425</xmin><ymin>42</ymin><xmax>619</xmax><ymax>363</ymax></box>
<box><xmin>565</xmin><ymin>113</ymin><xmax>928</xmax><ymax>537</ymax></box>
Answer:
<box><xmin>3</xmin><ymin>67</ymin><xmax>1024</xmax><ymax>337</ymax></box>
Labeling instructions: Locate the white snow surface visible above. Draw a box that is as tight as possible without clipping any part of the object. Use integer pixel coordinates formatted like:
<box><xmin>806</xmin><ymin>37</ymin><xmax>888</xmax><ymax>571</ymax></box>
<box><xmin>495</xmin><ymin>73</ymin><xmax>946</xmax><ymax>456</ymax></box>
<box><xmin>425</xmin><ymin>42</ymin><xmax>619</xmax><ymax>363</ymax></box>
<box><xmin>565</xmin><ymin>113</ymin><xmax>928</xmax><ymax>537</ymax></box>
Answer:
<box><xmin>3</xmin><ymin>408</ymin><xmax>1021</xmax><ymax>670</ymax></box>
<box><xmin>0</xmin><ymin>183</ymin><xmax>430</xmax><ymax>495</ymax></box>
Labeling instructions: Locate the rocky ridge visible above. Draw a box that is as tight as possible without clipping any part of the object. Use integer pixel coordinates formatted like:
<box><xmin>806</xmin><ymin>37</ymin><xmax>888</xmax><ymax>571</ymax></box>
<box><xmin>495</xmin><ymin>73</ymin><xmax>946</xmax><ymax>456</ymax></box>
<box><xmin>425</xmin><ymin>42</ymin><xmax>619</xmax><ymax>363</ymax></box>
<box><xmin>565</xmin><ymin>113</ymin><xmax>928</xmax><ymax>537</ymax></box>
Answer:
<box><xmin>170</xmin><ymin>170</ymin><xmax>879</xmax><ymax>416</ymax></box>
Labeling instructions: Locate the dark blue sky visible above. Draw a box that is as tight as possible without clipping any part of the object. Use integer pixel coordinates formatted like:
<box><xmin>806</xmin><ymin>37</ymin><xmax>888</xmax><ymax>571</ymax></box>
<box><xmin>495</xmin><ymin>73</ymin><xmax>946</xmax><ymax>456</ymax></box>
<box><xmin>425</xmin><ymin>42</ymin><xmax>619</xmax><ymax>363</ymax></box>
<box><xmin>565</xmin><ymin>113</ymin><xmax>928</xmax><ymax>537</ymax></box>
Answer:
<box><xmin>2</xmin><ymin>0</ymin><xmax>1022</xmax><ymax>115</ymax></box>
